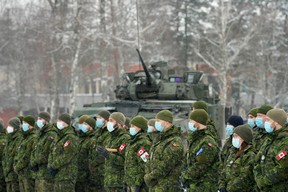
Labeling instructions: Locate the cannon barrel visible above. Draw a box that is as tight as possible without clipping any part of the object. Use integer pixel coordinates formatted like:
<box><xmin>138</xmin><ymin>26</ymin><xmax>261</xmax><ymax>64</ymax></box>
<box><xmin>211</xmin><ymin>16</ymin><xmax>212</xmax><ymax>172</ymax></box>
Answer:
<box><xmin>136</xmin><ymin>49</ymin><xmax>153</xmax><ymax>86</ymax></box>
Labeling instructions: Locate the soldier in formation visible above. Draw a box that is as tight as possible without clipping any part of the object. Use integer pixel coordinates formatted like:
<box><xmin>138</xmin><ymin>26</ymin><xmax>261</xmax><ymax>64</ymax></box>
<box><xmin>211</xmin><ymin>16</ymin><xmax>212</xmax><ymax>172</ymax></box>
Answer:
<box><xmin>2</xmin><ymin>100</ymin><xmax>288</xmax><ymax>191</ymax></box>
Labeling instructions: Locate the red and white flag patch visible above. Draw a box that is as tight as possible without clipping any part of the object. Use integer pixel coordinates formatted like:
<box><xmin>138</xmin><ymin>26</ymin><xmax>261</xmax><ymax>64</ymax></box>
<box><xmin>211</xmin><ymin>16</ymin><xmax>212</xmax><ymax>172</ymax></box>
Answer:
<box><xmin>118</xmin><ymin>144</ymin><xmax>126</xmax><ymax>152</ymax></box>
<box><xmin>137</xmin><ymin>148</ymin><xmax>149</xmax><ymax>162</ymax></box>
<box><xmin>137</xmin><ymin>148</ymin><xmax>145</xmax><ymax>157</ymax></box>
<box><xmin>63</xmin><ymin>140</ymin><xmax>70</xmax><ymax>148</ymax></box>
<box><xmin>276</xmin><ymin>151</ymin><xmax>287</xmax><ymax>160</ymax></box>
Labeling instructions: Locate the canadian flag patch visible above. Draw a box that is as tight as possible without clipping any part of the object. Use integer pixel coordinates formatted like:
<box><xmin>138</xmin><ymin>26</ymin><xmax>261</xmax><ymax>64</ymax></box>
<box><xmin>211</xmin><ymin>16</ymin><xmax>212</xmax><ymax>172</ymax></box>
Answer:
<box><xmin>137</xmin><ymin>148</ymin><xmax>149</xmax><ymax>162</ymax></box>
<box><xmin>276</xmin><ymin>151</ymin><xmax>287</xmax><ymax>160</ymax></box>
<box><xmin>63</xmin><ymin>140</ymin><xmax>70</xmax><ymax>148</ymax></box>
<box><xmin>118</xmin><ymin>144</ymin><xmax>126</xmax><ymax>152</ymax></box>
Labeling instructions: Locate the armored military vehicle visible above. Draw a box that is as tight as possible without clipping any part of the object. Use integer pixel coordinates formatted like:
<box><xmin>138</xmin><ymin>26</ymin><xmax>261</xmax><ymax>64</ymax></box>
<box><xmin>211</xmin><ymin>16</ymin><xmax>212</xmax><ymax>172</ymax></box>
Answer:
<box><xmin>74</xmin><ymin>49</ymin><xmax>225</xmax><ymax>141</ymax></box>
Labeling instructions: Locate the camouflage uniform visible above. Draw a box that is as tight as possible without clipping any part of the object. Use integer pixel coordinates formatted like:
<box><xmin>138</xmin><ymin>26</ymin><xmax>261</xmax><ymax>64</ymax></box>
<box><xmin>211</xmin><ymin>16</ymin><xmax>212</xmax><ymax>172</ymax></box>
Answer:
<box><xmin>124</xmin><ymin>132</ymin><xmax>151</xmax><ymax>192</ymax></box>
<box><xmin>252</xmin><ymin>127</ymin><xmax>267</xmax><ymax>152</ymax></box>
<box><xmin>76</xmin><ymin>131</ymin><xmax>94</xmax><ymax>192</ymax></box>
<box><xmin>218</xmin><ymin>145</ymin><xmax>256</xmax><ymax>191</ymax></box>
<box><xmin>48</xmin><ymin>126</ymin><xmax>78</xmax><ymax>192</ymax></box>
<box><xmin>3</xmin><ymin>131</ymin><xmax>23</xmax><ymax>192</ymax></box>
<box><xmin>0</xmin><ymin>125</ymin><xmax>6</xmax><ymax>192</ymax></box>
<box><xmin>144</xmin><ymin>125</ymin><xmax>184</xmax><ymax>192</ymax></box>
<box><xmin>88</xmin><ymin>126</ymin><xmax>110</xmax><ymax>191</ymax></box>
<box><xmin>253</xmin><ymin>127</ymin><xmax>288</xmax><ymax>191</ymax></box>
<box><xmin>220</xmin><ymin>137</ymin><xmax>233</xmax><ymax>163</ymax></box>
<box><xmin>104</xmin><ymin>127</ymin><xmax>130</xmax><ymax>191</ymax></box>
<box><xmin>14</xmin><ymin>129</ymin><xmax>37</xmax><ymax>192</ymax></box>
<box><xmin>182</xmin><ymin>129</ymin><xmax>219</xmax><ymax>192</ymax></box>
<box><xmin>30</xmin><ymin>124</ymin><xmax>58</xmax><ymax>192</ymax></box>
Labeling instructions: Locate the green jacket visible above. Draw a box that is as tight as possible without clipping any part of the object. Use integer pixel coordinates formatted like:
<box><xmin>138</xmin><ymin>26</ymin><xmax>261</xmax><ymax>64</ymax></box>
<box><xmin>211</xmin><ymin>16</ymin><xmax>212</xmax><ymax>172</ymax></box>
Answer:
<box><xmin>88</xmin><ymin>126</ymin><xmax>110</xmax><ymax>185</ymax></box>
<box><xmin>48</xmin><ymin>126</ymin><xmax>78</xmax><ymax>182</ymax></box>
<box><xmin>77</xmin><ymin>130</ymin><xmax>94</xmax><ymax>182</ymax></box>
<box><xmin>124</xmin><ymin>132</ymin><xmax>151</xmax><ymax>187</ymax></box>
<box><xmin>14</xmin><ymin>128</ymin><xmax>37</xmax><ymax>178</ymax></box>
<box><xmin>207</xmin><ymin>119</ymin><xmax>219</xmax><ymax>143</ymax></box>
<box><xmin>104</xmin><ymin>127</ymin><xmax>130</xmax><ymax>188</ymax></box>
<box><xmin>252</xmin><ymin>127</ymin><xmax>267</xmax><ymax>152</ymax></box>
<box><xmin>0</xmin><ymin>133</ymin><xmax>6</xmax><ymax>181</ymax></box>
<box><xmin>182</xmin><ymin>128</ymin><xmax>219</xmax><ymax>191</ymax></box>
<box><xmin>253</xmin><ymin>127</ymin><xmax>288</xmax><ymax>191</ymax></box>
<box><xmin>218</xmin><ymin>145</ymin><xmax>256</xmax><ymax>191</ymax></box>
<box><xmin>2</xmin><ymin>131</ymin><xmax>23</xmax><ymax>182</ymax></box>
<box><xmin>145</xmin><ymin>125</ymin><xmax>184</xmax><ymax>192</ymax></box>
<box><xmin>30</xmin><ymin>124</ymin><xmax>58</xmax><ymax>180</ymax></box>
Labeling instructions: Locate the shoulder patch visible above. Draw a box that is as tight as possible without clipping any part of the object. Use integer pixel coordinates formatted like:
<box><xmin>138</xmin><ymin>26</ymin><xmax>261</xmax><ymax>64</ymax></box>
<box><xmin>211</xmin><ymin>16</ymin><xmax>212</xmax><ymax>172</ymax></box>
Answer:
<box><xmin>196</xmin><ymin>147</ymin><xmax>204</xmax><ymax>156</ymax></box>
<box><xmin>118</xmin><ymin>144</ymin><xmax>126</xmax><ymax>152</ymax></box>
<box><xmin>137</xmin><ymin>148</ymin><xmax>149</xmax><ymax>162</ymax></box>
<box><xmin>276</xmin><ymin>151</ymin><xmax>287</xmax><ymax>160</ymax></box>
<box><xmin>63</xmin><ymin>140</ymin><xmax>70</xmax><ymax>148</ymax></box>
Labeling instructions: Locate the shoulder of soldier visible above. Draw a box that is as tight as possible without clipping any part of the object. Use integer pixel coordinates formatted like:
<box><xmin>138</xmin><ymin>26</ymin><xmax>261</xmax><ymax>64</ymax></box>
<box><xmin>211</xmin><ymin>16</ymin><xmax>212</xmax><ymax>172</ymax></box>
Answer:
<box><xmin>164</xmin><ymin>136</ymin><xmax>184</xmax><ymax>151</ymax></box>
<box><xmin>277</xmin><ymin>128</ymin><xmax>288</xmax><ymax>139</ymax></box>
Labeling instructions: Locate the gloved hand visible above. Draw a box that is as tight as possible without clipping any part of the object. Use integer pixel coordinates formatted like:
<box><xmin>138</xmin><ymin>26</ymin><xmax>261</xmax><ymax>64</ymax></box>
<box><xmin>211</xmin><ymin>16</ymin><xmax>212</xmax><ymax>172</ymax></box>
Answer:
<box><xmin>30</xmin><ymin>164</ymin><xmax>39</xmax><ymax>172</ymax></box>
<box><xmin>218</xmin><ymin>188</ymin><xmax>227</xmax><ymax>192</ymax></box>
<box><xmin>97</xmin><ymin>146</ymin><xmax>109</xmax><ymax>158</ymax></box>
<box><xmin>144</xmin><ymin>174</ymin><xmax>157</xmax><ymax>188</ymax></box>
<box><xmin>135</xmin><ymin>185</ymin><xmax>141</xmax><ymax>192</ymax></box>
<box><xmin>48</xmin><ymin>167</ymin><xmax>59</xmax><ymax>176</ymax></box>
<box><xmin>182</xmin><ymin>179</ymin><xmax>189</xmax><ymax>189</ymax></box>
<box><xmin>123</xmin><ymin>183</ymin><xmax>128</xmax><ymax>192</ymax></box>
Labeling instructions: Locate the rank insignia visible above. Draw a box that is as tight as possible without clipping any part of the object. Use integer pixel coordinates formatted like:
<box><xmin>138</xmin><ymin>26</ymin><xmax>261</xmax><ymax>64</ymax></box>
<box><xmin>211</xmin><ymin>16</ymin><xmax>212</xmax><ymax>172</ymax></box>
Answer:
<box><xmin>63</xmin><ymin>140</ymin><xmax>70</xmax><ymax>148</ymax></box>
<box><xmin>118</xmin><ymin>144</ymin><xmax>126</xmax><ymax>152</ymax></box>
<box><xmin>276</xmin><ymin>151</ymin><xmax>287</xmax><ymax>160</ymax></box>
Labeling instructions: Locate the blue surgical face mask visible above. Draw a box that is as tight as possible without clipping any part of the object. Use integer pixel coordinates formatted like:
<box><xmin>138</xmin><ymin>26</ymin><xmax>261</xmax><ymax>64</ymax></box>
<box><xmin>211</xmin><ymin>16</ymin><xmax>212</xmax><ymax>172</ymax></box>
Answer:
<box><xmin>96</xmin><ymin>119</ymin><xmax>104</xmax><ymax>128</ymax></box>
<box><xmin>188</xmin><ymin>122</ymin><xmax>197</xmax><ymax>132</ymax></box>
<box><xmin>107</xmin><ymin>122</ymin><xmax>115</xmax><ymax>132</ymax></box>
<box><xmin>57</xmin><ymin>121</ymin><xmax>65</xmax><ymax>130</ymax></box>
<box><xmin>22</xmin><ymin>123</ymin><xmax>30</xmax><ymax>132</ymax></box>
<box><xmin>147</xmin><ymin>126</ymin><xmax>154</xmax><ymax>133</ymax></box>
<box><xmin>247</xmin><ymin>118</ymin><xmax>255</xmax><ymax>128</ymax></box>
<box><xmin>155</xmin><ymin>121</ymin><xmax>164</xmax><ymax>132</ymax></box>
<box><xmin>255</xmin><ymin>117</ymin><xmax>264</xmax><ymax>128</ymax></box>
<box><xmin>36</xmin><ymin>119</ymin><xmax>44</xmax><ymax>129</ymax></box>
<box><xmin>81</xmin><ymin>124</ymin><xmax>88</xmax><ymax>133</ymax></box>
<box><xmin>264</xmin><ymin>121</ymin><xmax>274</xmax><ymax>133</ymax></box>
<box><xmin>226</xmin><ymin>125</ymin><xmax>234</xmax><ymax>136</ymax></box>
<box><xmin>129</xmin><ymin>127</ymin><xmax>138</xmax><ymax>136</ymax></box>
<box><xmin>232</xmin><ymin>137</ymin><xmax>241</xmax><ymax>149</ymax></box>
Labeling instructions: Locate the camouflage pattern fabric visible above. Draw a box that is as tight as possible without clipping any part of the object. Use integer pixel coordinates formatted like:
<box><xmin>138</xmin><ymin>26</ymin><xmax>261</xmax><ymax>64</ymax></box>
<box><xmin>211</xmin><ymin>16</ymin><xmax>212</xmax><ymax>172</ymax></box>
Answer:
<box><xmin>218</xmin><ymin>145</ymin><xmax>256</xmax><ymax>191</ymax></box>
<box><xmin>253</xmin><ymin>127</ymin><xmax>288</xmax><ymax>191</ymax></box>
<box><xmin>182</xmin><ymin>129</ymin><xmax>219</xmax><ymax>192</ymax></box>
<box><xmin>6</xmin><ymin>181</ymin><xmax>19</xmax><ymax>192</ymax></box>
<box><xmin>2</xmin><ymin>131</ymin><xmax>23</xmax><ymax>183</ymax></box>
<box><xmin>144</xmin><ymin>125</ymin><xmax>184</xmax><ymax>192</ymax></box>
<box><xmin>0</xmin><ymin>133</ymin><xmax>6</xmax><ymax>191</ymax></box>
<box><xmin>14</xmin><ymin>129</ymin><xmax>37</xmax><ymax>192</ymax></box>
<box><xmin>124</xmin><ymin>132</ymin><xmax>151</xmax><ymax>189</ymax></box>
<box><xmin>220</xmin><ymin>136</ymin><xmax>233</xmax><ymax>163</ymax></box>
<box><xmin>34</xmin><ymin>179</ymin><xmax>54</xmax><ymax>192</ymax></box>
<box><xmin>48</xmin><ymin>126</ymin><xmax>78</xmax><ymax>189</ymax></box>
<box><xmin>88</xmin><ymin>126</ymin><xmax>110</xmax><ymax>191</ymax></box>
<box><xmin>104</xmin><ymin>127</ymin><xmax>130</xmax><ymax>189</ymax></box>
<box><xmin>207</xmin><ymin>119</ymin><xmax>219</xmax><ymax>143</ymax></box>
<box><xmin>30</xmin><ymin>124</ymin><xmax>58</xmax><ymax>180</ymax></box>
<box><xmin>76</xmin><ymin>130</ymin><xmax>95</xmax><ymax>192</ymax></box>
<box><xmin>252</xmin><ymin>127</ymin><xmax>267</xmax><ymax>152</ymax></box>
